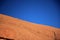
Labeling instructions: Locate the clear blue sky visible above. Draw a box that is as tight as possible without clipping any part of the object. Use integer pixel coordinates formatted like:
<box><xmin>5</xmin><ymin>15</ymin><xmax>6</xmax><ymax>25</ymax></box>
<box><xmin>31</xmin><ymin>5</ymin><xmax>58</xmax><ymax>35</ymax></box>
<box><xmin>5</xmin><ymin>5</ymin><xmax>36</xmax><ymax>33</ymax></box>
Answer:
<box><xmin>0</xmin><ymin>0</ymin><xmax>60</xmax><ymax>28</ymax></box>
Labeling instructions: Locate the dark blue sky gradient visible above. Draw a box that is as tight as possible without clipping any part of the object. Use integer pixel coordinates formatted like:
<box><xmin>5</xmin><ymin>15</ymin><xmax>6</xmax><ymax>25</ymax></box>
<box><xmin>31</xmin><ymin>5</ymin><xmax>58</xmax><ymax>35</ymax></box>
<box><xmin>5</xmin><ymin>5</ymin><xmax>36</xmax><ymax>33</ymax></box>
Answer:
<box><xmin>0</xmin><ymin>0</ymin><xmax>60</xmax><ymax>28</ymax></box>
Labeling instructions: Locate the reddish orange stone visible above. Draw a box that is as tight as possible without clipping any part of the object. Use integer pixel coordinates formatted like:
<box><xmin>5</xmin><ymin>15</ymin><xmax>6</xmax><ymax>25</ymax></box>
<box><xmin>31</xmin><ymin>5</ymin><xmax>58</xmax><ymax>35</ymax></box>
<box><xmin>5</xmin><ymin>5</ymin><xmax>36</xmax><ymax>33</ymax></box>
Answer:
<box><xmin>0</xmin><ymin>14</ymin><xmax>60</xmax><ymax>40</ymax></box>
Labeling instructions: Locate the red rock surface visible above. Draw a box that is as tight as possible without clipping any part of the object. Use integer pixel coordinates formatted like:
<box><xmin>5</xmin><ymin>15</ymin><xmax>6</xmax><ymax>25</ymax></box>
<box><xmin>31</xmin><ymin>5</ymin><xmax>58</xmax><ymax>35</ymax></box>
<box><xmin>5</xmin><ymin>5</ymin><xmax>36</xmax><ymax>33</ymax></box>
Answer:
<box><xmin>0</xmin><ymin>14</ymin><xmax>60</xmax><ymax>40</ymax></box>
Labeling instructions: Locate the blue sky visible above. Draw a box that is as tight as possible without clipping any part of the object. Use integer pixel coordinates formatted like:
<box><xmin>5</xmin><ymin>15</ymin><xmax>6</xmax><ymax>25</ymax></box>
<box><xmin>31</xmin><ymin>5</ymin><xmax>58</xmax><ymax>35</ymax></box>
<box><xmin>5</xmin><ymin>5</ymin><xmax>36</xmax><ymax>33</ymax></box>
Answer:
<box><xmin>0</xmin><ymin>0</ymin><xmax>60</xmax><ymax>28</ymax></box>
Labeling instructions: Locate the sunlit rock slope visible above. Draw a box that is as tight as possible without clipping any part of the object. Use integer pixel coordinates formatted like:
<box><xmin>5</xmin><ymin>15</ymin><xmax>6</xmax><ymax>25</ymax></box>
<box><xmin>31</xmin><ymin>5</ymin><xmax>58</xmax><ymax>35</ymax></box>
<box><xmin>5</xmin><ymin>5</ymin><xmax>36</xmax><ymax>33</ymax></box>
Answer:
<box><xmin>0</xmin><ymin>14</ymin><xmax>60</xmax><ymax>40</ymax></box>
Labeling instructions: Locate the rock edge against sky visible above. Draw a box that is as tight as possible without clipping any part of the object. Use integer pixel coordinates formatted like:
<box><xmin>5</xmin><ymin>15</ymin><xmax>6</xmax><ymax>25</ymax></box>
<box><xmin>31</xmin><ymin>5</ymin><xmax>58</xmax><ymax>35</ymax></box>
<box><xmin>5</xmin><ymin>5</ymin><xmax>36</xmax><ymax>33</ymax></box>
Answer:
<box><xmin>0</xmin><ymin>14</ymin><xmax>60</xmax><ymax>40</ymax></box>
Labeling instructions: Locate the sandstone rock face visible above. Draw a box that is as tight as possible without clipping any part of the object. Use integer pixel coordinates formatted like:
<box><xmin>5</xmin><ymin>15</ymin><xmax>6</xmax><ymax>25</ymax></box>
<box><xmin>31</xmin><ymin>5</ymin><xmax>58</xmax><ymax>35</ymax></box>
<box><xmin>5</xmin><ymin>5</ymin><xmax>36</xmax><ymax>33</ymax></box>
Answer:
<box><xmin>0</xmin><ymin>14</ymin><xmax>60</xmax><ymax>40</ymax></box>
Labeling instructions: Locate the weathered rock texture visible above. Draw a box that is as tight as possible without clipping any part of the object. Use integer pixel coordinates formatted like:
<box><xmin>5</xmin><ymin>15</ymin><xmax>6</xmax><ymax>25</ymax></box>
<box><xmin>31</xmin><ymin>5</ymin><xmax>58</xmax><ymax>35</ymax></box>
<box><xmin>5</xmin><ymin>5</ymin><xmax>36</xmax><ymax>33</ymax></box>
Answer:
<box><xmin>0</xmin><ymin>14</ymin><xmax>60</xmax><ymax>40</ymax></box>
